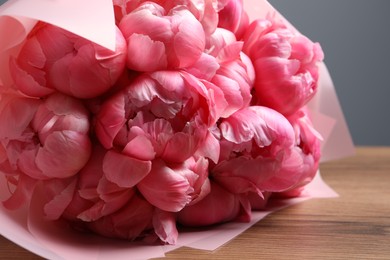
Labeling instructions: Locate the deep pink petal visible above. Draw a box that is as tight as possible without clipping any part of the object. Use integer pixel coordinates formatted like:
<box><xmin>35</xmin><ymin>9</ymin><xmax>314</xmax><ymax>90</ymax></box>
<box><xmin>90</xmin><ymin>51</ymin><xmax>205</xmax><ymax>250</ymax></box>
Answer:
<box><xmin>9</xmin><ymin>57</ymin><xmax>54</xmax><ymax>97</ymax></box>
<box><xmin>153</xmin><ymin>209</ymin><xmax>178</xmax><ymax>244</ymax></box>
<box><xmin>78</xmin><ymin>188</ymin><xmax>134</xmax><ymax>222</ymax></box>
<box><xmin>162</xmin><ymin>132</ymin><xmax>200</xmax><ymax>163</ymax></box>
<box><xmin>126</xmin><ymin>33</ymin><xmax>167</xmax><ymax>71</ymax></box>
<box><xmin>36</xmin><ymin>130</ymin><xmax>91</xmax><ymax>178</ymax></box>
<box><xmin>138</xmin><ymin>160</ymin><xmax>192</xmax><ymax>212</ymax></box>
<box><xmin>86</xmin><ymin>194</ymin><xmax>154</xmax><ymax>240</ymax></box>
<box><xmin>2</xmin><ymin>175</ymin><xmax>37</xmax><ymax>210</ymax></box>
<box><xmin>103</xmin><ymin>150</ymin><xmax>151</xmax><ymax>188</ymax></box>
<box><xmin>123</xmin><ymin>134</ymin><xmax>156</xmax><ymax>161</ymax></box>
<box><xmin>95</xmin><ymin>94</ymin><xmax>126</xmax><ymax>149</ymax></box>
<box><xmin>43</xmin><ymin>177</ymin><xmax>78</xmax><ymax>220</ymax></box>
<box><xmin>195</xmin><ymin>130</ymin><xmax>220</xmax><ymax>164</ymax></box>
<box><xmin>0</xmin><ymin>95</ymin><xmax>40</xmax><ymax>139</ymax></box>
<box><xmin>177</xmin><ymin>181</ymin><xmax>241</xmax><ymax>227</ymax></box>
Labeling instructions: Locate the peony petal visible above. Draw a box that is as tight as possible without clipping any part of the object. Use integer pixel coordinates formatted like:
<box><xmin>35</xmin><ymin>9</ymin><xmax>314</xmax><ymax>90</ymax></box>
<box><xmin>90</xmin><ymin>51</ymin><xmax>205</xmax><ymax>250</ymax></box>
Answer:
<box><xmin>126</xmin><ymin>33</ymin><xmax>167</xmax><ymax>71</ymax></box>
<box><xmin>211</xmin><ymin>74</ymin><xmax>244</xmax><ymax>118</ymax></box>
<box><xmin>103</xmin><ymin>150</ymin><xmax>151</xmax><ymax>188</ymax></box>
<box><xmin>0</xmin><ymin>95</ymin><xmax>40</xmax><ymax>139</ymax></box>
<box><xmin>78</xmin><ymin>188</ymin><xmax>134</xmax><ymax>222</ymax></box>
<box><xmin>2</xmin><ymin>174</ymin><xmax>37</xmax><ymax>210</ymax></box>
<box><xmin>35</xmin><ymin>130</ymin><xmax>91</xmax><ymax>178</ymax></box>
<box><xmin>212</xmin><ymin>156</ymin><xmax>275</xmax><ymax>194</ymax></box>
<box><xmin>18</xmin><ymin>147</ymin><xmax>48</xmax><ymax>180</ymax></box>
<box><xmin>195</xmin><ymin>130</ymin><xmax>220</xmax><ymax>164</ymax></box>
<box><xmin>153</xmin><ymin>209</ymin><xmax>178</xmax><ymax>245</ymax></box>
<box><xmin>184</xmin><ymin>53</ymin><xmax>219</xmax><ymax>80</ymax></box>
<box><xmin>123</xmin><ymin>134</ymin><xmax>156</xmax><ymax>161</ymax></box>
<box><xmin>86</xmin><ymin>194</ymin><xmax>154</xmax><ymax>240</ymax></box>
<box><xmin>43</xmin><ymin>177</ymin><xmax>78</xmax><ymax>220</ymax></box>
<box><xmin>138</xmin><ymin>160</ymin><xmax>192</xmax><ymax>212</ymax></box>
<box><xmin>95</xmin><ymin>94</ymin><xmax>126</xmax><ymax>149</ymax></box>
<box><xmin>172</xmin><ymin>10</ymin><xmax>205</xmax><ymax>68</ymax></box>
<box><xmin>162</xmin><ymin>132</ymin><xmax>199</xmax><ymax>163</ymax></box>
<box><xmin>217</xmin><ymin>41</ymin><xmax>244</xmax><ymax>63</ymax></box>
<box><xmin>9</xmin><ymin>57</ymin><xmax>54</xmax><ymax>97</ymax></box>
<box><xmin>177</xmin><ymin>181</ymin><xmax>241</xmax><ymax>227</ymax></box>
<box><xmin>220</xmin><ymin>107</ymin><xmax>271</xmax><ymax>145</ymax></box>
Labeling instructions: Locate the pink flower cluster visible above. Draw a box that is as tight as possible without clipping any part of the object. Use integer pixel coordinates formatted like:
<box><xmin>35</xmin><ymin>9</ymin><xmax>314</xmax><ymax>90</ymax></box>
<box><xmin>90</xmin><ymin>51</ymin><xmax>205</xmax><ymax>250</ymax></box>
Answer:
<box><xmin>0</xmin><ymin>0</ymin><xmax>323</xmax><ymax>244</ymax></box>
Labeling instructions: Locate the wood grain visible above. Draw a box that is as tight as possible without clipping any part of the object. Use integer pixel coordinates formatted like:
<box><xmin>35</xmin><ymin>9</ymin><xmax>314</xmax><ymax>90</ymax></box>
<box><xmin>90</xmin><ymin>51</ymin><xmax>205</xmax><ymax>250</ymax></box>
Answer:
<box><xmin>1</xmin><ymin>147</ymin><xmax>389</xmax><ymax>259</ymax></box>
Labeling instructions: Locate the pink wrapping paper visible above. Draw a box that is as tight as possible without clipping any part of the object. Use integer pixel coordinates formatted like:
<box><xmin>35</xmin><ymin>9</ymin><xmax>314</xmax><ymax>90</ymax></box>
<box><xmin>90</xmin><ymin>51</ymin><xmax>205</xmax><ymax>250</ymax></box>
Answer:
<box><xmin>0</xmin><ymin>0</ymin><xmax>354</xmax><ymax>259</ymax></box>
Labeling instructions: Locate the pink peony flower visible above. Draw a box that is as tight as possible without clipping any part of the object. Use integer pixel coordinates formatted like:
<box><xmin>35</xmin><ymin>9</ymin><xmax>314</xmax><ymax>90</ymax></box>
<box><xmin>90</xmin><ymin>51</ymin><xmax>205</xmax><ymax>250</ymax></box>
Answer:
<box><xmin>9</xmin><ymin>23</ymin><xmax>127</xmax><ymax>99</ymax></box>
<box><xmin>0</xmin><ymin>93</ymin><xmax>91</xmax><ymax>180</ymax></box>
<box><xmin>212</xmin><ymin>106</ymin><xmax>321</xmax><ymax>207</ymax></box>
<box><xmin>209</xmin><ymin>29</ymin><xmax>254</xmax><ymax>117</ymax></box>
<box><xmin>95</xmin><ymin>70</ymin><xmax>225</xmax><ymax>156</ymax></box>
<box><xmin>119</xmin><ymin>2</ymin><xmax>206</xmax><ymax>71</ymax></box>
<box><xmin>0</xmin><ymin>93</ymin><xmax>91</xmax><ymax>210</ymax></box>
<box><xmin>95</xmin><ymin>70</ymin><xmax>221</xmax><ymax>213</ymax></box>
<box><xmin>243</xmin><ymin>18</ymin><xmax>324</xmax><ymax>115</ymax></box>
<box><xmin>212</xmin><ymin>106</ymin><xmax>299</xmax><ymax>196</ymax></box>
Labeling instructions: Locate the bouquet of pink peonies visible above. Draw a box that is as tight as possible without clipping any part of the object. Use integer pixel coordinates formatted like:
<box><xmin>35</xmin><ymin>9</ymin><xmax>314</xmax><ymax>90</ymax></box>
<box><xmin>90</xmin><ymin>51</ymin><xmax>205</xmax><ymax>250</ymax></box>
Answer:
<box><xmin>0</xmin><ymin>0</ymin><xmax>354</xmax><ymax>258</ymax></box>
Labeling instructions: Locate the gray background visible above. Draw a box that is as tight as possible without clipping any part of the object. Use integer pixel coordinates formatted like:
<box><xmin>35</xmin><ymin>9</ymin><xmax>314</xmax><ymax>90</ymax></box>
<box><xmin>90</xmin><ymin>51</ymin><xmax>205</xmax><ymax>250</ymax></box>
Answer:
<box><xmin>268</xmin><ymin>0</ymin><xmax>390</xmax><ymax>146</ymax></box>
<box><xmin>1</xmin><ymin>0</ymin><xmax>389</xmax><ymax>145</ymax></box>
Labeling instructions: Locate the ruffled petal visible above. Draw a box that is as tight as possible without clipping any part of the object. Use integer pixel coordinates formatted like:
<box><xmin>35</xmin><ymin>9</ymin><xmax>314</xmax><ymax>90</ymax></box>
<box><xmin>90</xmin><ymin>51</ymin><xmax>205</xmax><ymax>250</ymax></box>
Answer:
<box><xmin>138</xmin><ymin>160</ymin><xmax>192</xmax><ymax>212</ymax></box>
<box><xmin>103</xmin><ymin>150</ymin><xmax>151</xmax><ymax>188</ymax></box>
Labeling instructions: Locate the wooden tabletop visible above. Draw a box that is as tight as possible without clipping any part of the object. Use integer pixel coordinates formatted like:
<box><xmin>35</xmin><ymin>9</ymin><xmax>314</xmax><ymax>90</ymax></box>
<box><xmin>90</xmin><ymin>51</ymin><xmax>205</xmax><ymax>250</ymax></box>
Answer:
<box><xmin>1</xmin><ymin>146</ymin><xmax>389</xmax><ymax>259</ymax></box>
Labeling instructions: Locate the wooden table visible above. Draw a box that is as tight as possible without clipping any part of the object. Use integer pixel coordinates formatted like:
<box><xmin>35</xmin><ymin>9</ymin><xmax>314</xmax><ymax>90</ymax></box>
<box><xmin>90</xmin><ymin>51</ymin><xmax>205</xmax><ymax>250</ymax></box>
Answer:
<box><xmin>1</xmin><ymin>147</ymin><xmax>389</xmax><ymax>259</ymax></box>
